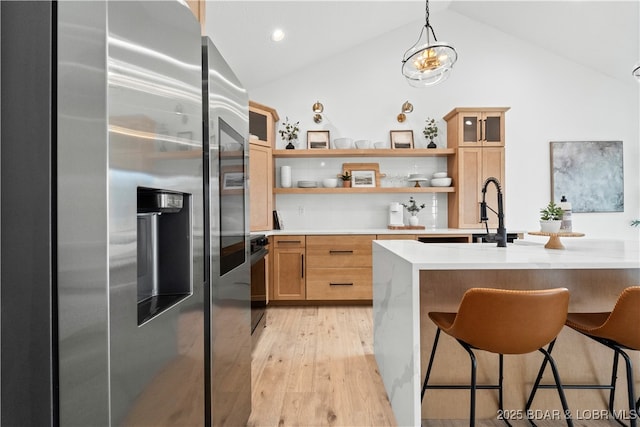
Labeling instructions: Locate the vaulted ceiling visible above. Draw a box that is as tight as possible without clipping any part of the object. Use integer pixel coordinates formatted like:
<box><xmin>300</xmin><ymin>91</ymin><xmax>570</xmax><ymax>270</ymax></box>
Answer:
<box><xmin>206</xmin><ymin>1</ymin><xmax>639</xmax><ymax>91</ymax></box>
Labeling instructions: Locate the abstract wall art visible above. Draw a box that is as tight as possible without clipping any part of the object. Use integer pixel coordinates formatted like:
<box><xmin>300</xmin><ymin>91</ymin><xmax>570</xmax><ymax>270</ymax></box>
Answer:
<box><xmin>550</xmin><ymin>141</ymin><xmax>623</xmax><ymax>213</ymax></box>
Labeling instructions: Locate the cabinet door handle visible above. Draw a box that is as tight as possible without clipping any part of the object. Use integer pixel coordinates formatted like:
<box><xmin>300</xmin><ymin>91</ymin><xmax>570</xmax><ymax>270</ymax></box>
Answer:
<box><xmin>480</xmin><ymin>119</ymin><xmax>484</xmax><ymax>141</ymax></box>
<box><xmin>301</xmin><ymin>254</ymin><xmax>304</xmax><ymax>278</ymax></box>
<box><xmin>330</xmin><ymin>283</ymin><xmax>353</xmax><ymax>286</ymax></box>
<box><xmin>279</xmin><ymin>240</ymin><xmax>302</xmax><ymax>244</ymax></box>
<box><xmin>329</xmin><ymin>250</ymin><xmax>354</xmax><ymax>255</ymax></box>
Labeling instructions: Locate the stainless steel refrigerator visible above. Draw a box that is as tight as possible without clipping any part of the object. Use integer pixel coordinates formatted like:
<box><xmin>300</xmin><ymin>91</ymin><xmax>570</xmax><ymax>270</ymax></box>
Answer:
<box><xmin>1</xmin><ymin>1</ymin><xmax>249</xmax><ymax>425</ymax></box>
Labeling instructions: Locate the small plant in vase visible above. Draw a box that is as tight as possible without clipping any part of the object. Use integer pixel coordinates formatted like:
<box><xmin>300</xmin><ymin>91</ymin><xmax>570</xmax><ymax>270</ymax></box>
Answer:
<box><xmin>339</xmin><ymin>171</ymin><xmax>352</xmax><ymax>188</ymax></box>
<box><xmin>402</xmin><ymin>197</ymin><xmax>426</xmax><ymax>226</ymax></box>
<box><xmin>423</xmin><ymin>117</ymin><xmax>438</xmax><ymax>149</ymax></box>
<box><xmin>278</xmin><ymin>116</ymin><xmax>300</xmax><ymax>149</ymax></box>
<box><xmin>539</xmin><ymin>201</ymin><xmax>563</xmax><ymax>233</ymax></box>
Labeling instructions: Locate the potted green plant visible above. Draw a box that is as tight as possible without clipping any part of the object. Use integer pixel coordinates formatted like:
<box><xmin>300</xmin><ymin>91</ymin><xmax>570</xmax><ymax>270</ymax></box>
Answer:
<box><xmin>278</xmin><ymin>116</ymin><xmax>299</xmax><ymax>149</ymax></box>
<box><xmin>339</xmin><ymin>171</ymin><xmax>352</xmax><ymax>188</ymax></box>
<box><xmin>402</xmin><ymin>197</ymin><xmax>426</xmax><ymax>226</ymax></box>
<box><xmin>539</xmin><ymin>201</ymin><xmax>563</xmax><ymax>233</ymax></box>
<box><xmin>423</xmin><ymin>118</ymin><xmax>438</xmax><ymax>149</ymax></box>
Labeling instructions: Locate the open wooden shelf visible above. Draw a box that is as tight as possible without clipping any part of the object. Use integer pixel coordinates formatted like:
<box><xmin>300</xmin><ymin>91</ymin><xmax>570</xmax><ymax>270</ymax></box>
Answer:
<box><xmin>273</xmin><ymin>186</ymin><xmax>455</xmax><ymax>194</ymax></box>
<box><xmin>272</xmin><ymin>148</ymin><xmax>454</xmax><ymax>158</ymax></box>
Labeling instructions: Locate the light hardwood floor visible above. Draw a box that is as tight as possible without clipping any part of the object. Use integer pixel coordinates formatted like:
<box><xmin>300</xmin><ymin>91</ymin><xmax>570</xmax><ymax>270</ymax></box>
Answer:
<box><xmin>248</xmin><ymin>306</ymin><xmax>396</xmax><ymax>426</ymax></box>
<box><xmin>249</xmin><ymin>306</ymin><xmax>623</xmax><ymax>427</ymax></box>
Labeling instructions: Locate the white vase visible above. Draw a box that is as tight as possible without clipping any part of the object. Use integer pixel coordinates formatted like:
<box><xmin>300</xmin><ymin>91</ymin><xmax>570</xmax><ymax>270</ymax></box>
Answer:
<box><xmin>409</xmin><ymin>215</ymin><xmax>419</xmax><ymax>226</ymax></box>
<box><xmin>281</xmin><ymin>166</ymin><xmax>291</xmax><ymax>188</ymax></box>
<box><xmin>540</xmin><ymin>220</ymin><xmax>562</xmax><ymax>233</ymax></box>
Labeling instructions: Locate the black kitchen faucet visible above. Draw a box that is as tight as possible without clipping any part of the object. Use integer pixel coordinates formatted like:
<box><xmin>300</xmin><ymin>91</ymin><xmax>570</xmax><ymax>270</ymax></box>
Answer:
<box><xmin>480</xmin><ymin>177</ymin><xmax>507</xmax><ymax>247</ymax></box>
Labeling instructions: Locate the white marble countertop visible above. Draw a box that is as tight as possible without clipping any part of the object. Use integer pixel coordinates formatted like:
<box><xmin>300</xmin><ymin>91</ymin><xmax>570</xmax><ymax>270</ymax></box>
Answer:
<box><xmin>373</xmin><ymin>238</ymin><xmax>640</xmax><ymax>269</ymax></box>
<box><xmin>254</xmin><ymin>228</ymin><xmax>524</xmax><ymax>236</ymax></box>
<box><xmin>372</xmin><ymin>238</ymin><xmax>640</xmax><ymax>426</ymax></box>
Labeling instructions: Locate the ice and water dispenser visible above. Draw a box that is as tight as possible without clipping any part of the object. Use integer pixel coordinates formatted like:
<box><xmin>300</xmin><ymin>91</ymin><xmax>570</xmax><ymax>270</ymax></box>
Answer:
<box><xmin>137</xmin><ymin>188</ymin><xmax>191</xmax><ymax>325</ymax></box>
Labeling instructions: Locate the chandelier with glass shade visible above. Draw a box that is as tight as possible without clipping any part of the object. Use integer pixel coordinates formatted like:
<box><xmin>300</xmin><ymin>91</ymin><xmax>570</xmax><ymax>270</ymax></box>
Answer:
<box><xmin>401</xmin><ymin>0</ymin><xmax>457</xmax><ymax>87</ymax></box>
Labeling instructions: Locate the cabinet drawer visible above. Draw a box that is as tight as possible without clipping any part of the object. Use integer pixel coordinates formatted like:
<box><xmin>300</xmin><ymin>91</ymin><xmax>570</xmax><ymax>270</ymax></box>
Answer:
<box><xmin>306</xmin><ymin>268</ymin><xmax>372</xmax><ymax>300</ymax></box>
<box><xmin>273</xmin><ymin>235</ymin><xmax>305</xmax><ymax>248</ymax></box>
<box><xmin>306</xmin><ymin>235</ymin><xmax>374</xmax><ymax>268</ymax></box>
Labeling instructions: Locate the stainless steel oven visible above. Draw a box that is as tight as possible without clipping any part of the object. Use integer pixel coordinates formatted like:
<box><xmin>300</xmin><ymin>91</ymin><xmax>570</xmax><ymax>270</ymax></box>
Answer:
<box><xmin>250</xmin><ymin>235</ymin><xmax>269</xmax><ymax>339</ymax></box>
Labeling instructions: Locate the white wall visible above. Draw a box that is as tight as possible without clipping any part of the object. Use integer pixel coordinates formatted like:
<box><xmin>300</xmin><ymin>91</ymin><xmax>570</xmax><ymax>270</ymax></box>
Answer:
<box><xmin>250</xmin><ymin>8</ymin><xmax>640</xmax><ymax>239</ymax></box>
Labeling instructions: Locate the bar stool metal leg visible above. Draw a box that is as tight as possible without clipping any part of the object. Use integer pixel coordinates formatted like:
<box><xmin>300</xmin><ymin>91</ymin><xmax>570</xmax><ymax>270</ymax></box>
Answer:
<box><xmin>458</xmin><ymin>340</ymin><xmax>478</xmax><ymax>427</ymax></box>
<box><xmin>618</xmin><ymin>348</ymin><xmax>637</xmax><ymax>427</ymax></box>
<box><xmin>538</xmin><ymin>346</ymin><xmax>573</xmax><ymax>427</ymax></box>
<box><xmin>525</xmin><ymin>340</ymin><xmax>573</xmax><ymax>427</ymax></box>
<box><xmin>421</xmin><ymin>328</ymin><xmax>442</xmax><ymax>401</ymax></box>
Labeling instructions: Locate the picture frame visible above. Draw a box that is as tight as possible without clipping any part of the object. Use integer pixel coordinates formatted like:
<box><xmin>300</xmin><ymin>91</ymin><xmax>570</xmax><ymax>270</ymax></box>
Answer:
<box><xmin>351</xmin><ymin>170</ymin><xmax>376</xmax><ymax>188</ymax></box>
<box><xmin>342</xmin><ymin>162</ymin><xmax>383</xmax><ymax>187</ymax></box>
<box><xmin>221</xmin><ymin>165</ymin><xmax>244</xmax><ymax>194</ymax></box>
<box><xmin>390</xmin><ymin>130</ymin><xmax>414</xmax><ymax>149</ymax></box>
<box><xmin>307</xmin><ymin>130</ymin><xmax>330</xmax><ymax>149</ymax></box>
<box><xmin>550</xmin><ymin>141</ymin><xmax>623</xmax><ymax>212</ymax></box>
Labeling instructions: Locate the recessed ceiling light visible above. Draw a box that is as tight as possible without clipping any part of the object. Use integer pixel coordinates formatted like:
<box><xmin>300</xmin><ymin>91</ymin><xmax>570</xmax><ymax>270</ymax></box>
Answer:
<box><xmin>271</xmin><ymin>29</ymin><xmax>285</xmax><ymax>42</ymax></box>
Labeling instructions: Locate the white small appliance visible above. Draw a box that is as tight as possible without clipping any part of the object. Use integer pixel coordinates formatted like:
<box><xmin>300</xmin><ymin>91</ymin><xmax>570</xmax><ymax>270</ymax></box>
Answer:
<box><xmin>388</xmin><ymin>202</ymin><xmax>404</xmax><ymax>226</ymax></box>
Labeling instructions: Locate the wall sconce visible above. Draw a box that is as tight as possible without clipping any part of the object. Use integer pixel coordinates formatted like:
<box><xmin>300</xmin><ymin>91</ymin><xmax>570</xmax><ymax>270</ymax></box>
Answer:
<box><xmin>312</xmin><ymin>101</ymin><xmax>324</xmax><ymax>123</ymax></box>
<box><xmin>397</xmin><ymin>101</ymin><xmax>414</xmax><ymax>122</ymax></box>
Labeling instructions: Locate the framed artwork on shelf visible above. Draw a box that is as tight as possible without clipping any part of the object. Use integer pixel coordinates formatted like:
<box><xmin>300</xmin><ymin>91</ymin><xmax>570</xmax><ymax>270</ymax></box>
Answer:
<box><xmin>307</xmin><ymin>130</ymin><xmax>330</xmax><ymax>149</ymax></box>
<box><xmin>351</xmin><ymin>170</ymin><xmax>376</xmax><ymax>188</ymax></box>
<box><xmin>341</xmin><ymin>162</ymin><xmax>383</xmax><ymax>187</ymax></box>
<box><xmin>390</xmin><ymin>130</ymin><xmax>414</xmax><ymax>149</ymax></box>
<box><xmin>550</xmin><ymin>140</ymin><xmax>623</xmax><ymax>212</ymax></box>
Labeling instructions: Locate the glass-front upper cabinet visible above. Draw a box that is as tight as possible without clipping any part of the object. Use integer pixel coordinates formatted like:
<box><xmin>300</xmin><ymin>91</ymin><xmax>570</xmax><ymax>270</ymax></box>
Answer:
<box><xmin>249</xmin><ymin>101</ymin><xmax>279</xmax><ymax>148</ymax></box>
<box><xmin>444</xmin><ymin>108</ymin><xmax>510</xmax><ymax>147</ymax></box>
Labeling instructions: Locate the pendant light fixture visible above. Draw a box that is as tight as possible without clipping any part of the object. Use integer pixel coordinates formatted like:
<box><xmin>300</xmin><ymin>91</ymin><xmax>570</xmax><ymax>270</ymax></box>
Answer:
<box><xmin>401</xmin><ymin>0</ymin><xmax>457</xmax><ymax>87</ymax></box>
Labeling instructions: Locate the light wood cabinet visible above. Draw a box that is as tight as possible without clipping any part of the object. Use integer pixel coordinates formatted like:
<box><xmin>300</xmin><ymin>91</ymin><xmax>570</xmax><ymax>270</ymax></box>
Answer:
<box><xmin>375</xmin><ymin>234</ymin><xmax>417</xmax><ymax>240</ymax></box>
<box><xmin>446</xmin><ymin>107</ymin><xmax>508</xmax><ymax>229</ymax></box>
<box><xmin>306</xmin><ymin>235</ymin><xmax>374</xmax><ymax>301</ymax></box>
<box><xmin>249</xmin><ymin>101</ymin><xmax>279</xmax><ymax>148</ymax></box>
<box><xmin>443</xmin><ymin>107</ymin><xmax>508</xmax><ymax>147</ymax></box>
<box><xmin>271</xmin><ymin>236</ymin><xmax>305</xmax><ymax>300</ymax></box>
<box><xmin>249</xmin><ymin>101</ymin><xmax>278</xmax><ymax>231</ymax></box>
<box><xmin>249</xmin><ymin>144</ymin><xmax>273</xmax><ymax>231</ymax></box>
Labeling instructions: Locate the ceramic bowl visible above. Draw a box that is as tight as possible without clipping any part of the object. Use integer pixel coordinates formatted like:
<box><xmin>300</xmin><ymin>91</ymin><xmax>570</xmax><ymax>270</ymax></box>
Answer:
<box><xmin>354</xmin><ymin>140</ymin><xmax>372</xmax><ymax>149</ymax></box>
<box><xmin>374</xmin><ymin>141</ymin><xmax>388</xmax><ymax>149</ymax></box>
<box><xmin>432</xmin><ymin>172</ymin><xmax>448</xmax><ymax>178</ymax></box>
<box><xmin>322</xmin><ymin>178</ymin><xmax>338</xmax><ymax>188</ymax></box>
<box><xmin>430</xmin><ymin>177</ymin><xmax>452</xmax><ymax>187</ymax></box>
<box><xmin>333</xmin><ymin>138</ymin><xmax>353</xmax><ymax>149</ymax></box>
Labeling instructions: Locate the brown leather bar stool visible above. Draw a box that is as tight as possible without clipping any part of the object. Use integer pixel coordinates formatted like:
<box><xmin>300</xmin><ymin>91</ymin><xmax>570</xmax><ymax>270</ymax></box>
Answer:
<box><xmin>421</xmin><ymin>287</ymin><xmax>573</xmax><ymax>427</ymax></box>
<box><xmin>528</xmin><ymin>286</ymin><xmax>640</xmax><ymax>427</ymax></box>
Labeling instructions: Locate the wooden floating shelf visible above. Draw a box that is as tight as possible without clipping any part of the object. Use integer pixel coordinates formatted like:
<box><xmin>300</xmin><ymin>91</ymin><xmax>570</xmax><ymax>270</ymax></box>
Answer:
<box><xmin>273</xmin><ymin>187</ymin><xmax>455</xmax><ymax>194</ymax></box>
<box><xmin>272</xmin><ymin>148</ymin><xmax>455</xmax><ymax>158</ymax></box>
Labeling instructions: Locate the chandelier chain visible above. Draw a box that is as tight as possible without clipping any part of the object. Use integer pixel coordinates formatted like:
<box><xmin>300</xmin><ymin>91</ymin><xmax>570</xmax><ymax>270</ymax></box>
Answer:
<box><xmin>425</xmin><ymin>0</ymin><xmax>438</xmax><ymax>42</ymax></box>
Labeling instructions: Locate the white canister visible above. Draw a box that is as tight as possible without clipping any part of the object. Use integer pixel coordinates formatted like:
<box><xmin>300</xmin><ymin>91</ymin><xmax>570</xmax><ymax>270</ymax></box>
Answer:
<box><xmin>281</xmin><ymin>166</ymin><xmax>292</xmax><ymax>188</ymax></box>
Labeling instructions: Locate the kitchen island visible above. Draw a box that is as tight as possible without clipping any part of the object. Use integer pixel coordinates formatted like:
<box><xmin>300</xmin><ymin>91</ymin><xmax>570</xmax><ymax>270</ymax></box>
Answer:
<box><xmin>372</xmin><ymin>239</ymin><xmax>640</xmax><ymax>427</ymax></box>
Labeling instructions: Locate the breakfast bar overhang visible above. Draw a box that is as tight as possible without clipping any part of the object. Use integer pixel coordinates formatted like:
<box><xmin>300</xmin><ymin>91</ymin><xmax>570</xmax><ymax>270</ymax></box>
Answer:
<box><xmin>372</xmin><ymin>239</ymin><xmax>640</xmax><ymax>426</ymax></box>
